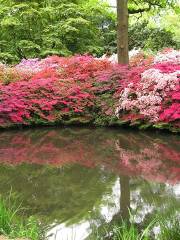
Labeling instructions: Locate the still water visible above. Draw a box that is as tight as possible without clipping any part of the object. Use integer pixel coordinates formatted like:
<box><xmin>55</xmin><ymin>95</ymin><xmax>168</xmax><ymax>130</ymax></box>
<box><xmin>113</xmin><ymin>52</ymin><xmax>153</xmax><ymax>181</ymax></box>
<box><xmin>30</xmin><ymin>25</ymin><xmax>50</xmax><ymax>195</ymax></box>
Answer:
<box><xmin>0</xmin><ymin>127</ymin><xmax>179</xmax><ymax>239</ymax></box>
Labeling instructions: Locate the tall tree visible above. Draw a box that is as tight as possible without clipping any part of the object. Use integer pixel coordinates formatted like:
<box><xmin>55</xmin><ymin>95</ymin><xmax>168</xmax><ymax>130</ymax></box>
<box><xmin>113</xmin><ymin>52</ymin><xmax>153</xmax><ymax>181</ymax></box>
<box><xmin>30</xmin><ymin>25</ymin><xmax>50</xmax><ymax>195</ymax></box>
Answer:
<box><xmin>116</xmin><ymin>0</ymin><xmax>179</xmax><ymax>64</ymax></box>
<box><xmin>117</xmin><ymin>0</ymin><xmax>129</xmax><ymax>64</ymax></box>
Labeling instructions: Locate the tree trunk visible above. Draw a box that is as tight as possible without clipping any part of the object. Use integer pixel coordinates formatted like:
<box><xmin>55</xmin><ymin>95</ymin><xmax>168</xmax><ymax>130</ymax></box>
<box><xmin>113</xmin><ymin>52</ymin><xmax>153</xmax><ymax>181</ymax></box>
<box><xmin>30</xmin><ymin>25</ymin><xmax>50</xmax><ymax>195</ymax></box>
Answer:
<box><xmin>117</xmin><ymin>0</ymin><xmax>129</xmax><ymax>64</ymax></box>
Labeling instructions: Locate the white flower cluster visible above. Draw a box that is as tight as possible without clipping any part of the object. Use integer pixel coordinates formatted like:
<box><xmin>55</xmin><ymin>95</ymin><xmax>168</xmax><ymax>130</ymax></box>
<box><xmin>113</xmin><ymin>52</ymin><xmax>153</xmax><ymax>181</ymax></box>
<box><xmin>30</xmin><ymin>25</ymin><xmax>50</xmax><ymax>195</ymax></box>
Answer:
<box><xmin>116</xmin><ymin>68</ymin><xmax>180</xmax><ymax>122</ymax></box>
<box><xmin>0</xmin><ymin>62</ymin><xmax>6</xmax><ymax>70</ymax></box>
<box><xmin>141</xmin><ymin>68</ymin><xmax>179</xmax><ymax>92</ymax></box>
<box><xmin>154</xmin><ymin>49</ymin><xmax>180</xmax><ymax>64</ymax></box>
<box><xmin>100</xmin><ymin>48</ymin><xmax>142</xmax><ymax>63</ymax></box>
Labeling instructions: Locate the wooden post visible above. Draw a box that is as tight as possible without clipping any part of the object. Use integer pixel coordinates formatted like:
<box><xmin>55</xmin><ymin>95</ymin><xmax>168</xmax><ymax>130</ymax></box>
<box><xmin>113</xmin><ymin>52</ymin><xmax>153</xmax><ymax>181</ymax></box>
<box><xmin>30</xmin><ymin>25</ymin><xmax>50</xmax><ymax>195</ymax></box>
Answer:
<box><xmin>117</xmin><ymin>0</ymin><xmax>129</xmax><ymax>64</ymax></box>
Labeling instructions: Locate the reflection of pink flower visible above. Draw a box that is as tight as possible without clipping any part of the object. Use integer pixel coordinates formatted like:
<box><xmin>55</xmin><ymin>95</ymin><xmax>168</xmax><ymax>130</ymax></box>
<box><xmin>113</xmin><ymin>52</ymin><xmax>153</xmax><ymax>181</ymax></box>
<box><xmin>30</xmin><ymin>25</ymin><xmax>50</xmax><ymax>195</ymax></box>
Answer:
<box><xmin>114</xmin><ymin>134</ymin><xmax>180</xmax><ymax>184</ymax></box>
<box><xmin>0</xmin><ymin>130</ymin><xmax>179</xmax><ymax>185</ymax></box>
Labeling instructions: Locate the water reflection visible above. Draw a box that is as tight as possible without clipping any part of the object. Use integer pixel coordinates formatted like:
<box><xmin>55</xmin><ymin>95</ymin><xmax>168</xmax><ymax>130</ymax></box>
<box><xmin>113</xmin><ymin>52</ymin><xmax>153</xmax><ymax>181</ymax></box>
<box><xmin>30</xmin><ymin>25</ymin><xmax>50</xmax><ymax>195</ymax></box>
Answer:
<box><xmin>0</xmin><ymin>128</ymin><xmax>179</xmax><ymax>239</ymax></box>
<box><xmin>0</xmin><ymin>128</ymin><xmax>179</xmax><ymax>184</ymax></box>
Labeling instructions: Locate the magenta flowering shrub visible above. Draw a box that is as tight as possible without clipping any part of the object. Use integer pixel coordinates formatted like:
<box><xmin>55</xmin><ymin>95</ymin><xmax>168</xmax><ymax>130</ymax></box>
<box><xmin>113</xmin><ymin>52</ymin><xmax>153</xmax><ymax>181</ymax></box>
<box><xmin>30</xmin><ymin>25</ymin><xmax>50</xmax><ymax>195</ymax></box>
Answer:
<box><xmin>0</xmin><ymin>50</ymin><xmax>179</xmax><ymax>132</ymax></box>
<box><xmin>160</xmin><ymin>85</ymin><xmax>180</xmax><ymax>125</ymax></box>
<box><xmin>0</xmin><ymin>72</ymin><xmax>96</xmax><ymax>126</ymax></box>
<box><xmin>0</xmin><ymin>78</ymin><xmax>59</xmax><ymax>125</ymax></box>
<box><xmin>0</xmin><ymin>55</ymin><xmax>117</xmax><ymax>127</ymax></box>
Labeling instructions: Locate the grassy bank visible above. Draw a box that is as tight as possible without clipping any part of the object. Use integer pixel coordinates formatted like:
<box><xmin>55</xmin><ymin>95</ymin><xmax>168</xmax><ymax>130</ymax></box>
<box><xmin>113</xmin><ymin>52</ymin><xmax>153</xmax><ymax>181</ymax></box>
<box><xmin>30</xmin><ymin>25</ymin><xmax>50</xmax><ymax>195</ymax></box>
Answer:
<box><xmin>1</xmin><ymin>194</ymin><xmax>179</xmax><ymax>240</ymax></box>
<box><xmin>0</xmin><ymin>196</ymin><xmax>43</xmax><ymax>240</ymax></box>
<box><xmin>93</xmin><ymin>214</ymin><xmax>180</xmax><ymax>240</ymax></box>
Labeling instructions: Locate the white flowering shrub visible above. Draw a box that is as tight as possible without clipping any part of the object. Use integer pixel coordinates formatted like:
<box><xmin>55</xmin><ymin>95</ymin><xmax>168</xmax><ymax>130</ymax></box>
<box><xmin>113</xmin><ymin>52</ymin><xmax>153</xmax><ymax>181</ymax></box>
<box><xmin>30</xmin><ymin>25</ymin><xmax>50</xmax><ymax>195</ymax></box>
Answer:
<box><xmin>154</xmin><ymin>49</ymin><xmax>180</xmax><ymax>64</ymax></box>
<box><xmin>116</xmin><ymin>49</ymin><xmax>180</xmax><ymax>128</ymax></box>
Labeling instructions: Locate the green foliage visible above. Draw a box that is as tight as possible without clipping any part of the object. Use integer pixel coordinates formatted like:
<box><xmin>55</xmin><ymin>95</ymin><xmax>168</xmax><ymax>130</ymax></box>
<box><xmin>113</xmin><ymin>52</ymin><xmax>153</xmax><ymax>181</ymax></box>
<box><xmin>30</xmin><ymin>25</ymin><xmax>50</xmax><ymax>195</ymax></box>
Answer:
<box><xmin>9</xmin><ymin>216</ymin><xmax>42</xmax><ymax>240</ymax></box>
<box><xmin>158</xmin><ymin>216</ymin><xmax>180</xmax><ymax>240</ymax></box>
<box><xmin>0</xmin><ymin>194</ymin><xmax>43</xmax><ymax>239</ymax></box>
<box><xmin>160</xmin><ymin>10</ymin><xmax>180</xmax><ymax>43</ymax></box>
<box><xmin>129</xmin><ymin>21</ymin><xmax>180</xmax><ymax>51</ymax></box>
<box><xmin>0</xmin><ymin>0</ymin><xmax>115</xmax><ymax>63</ymax></box>
<box><xmin>128</xmin><ymin>0</ymin><xmax>178</xmax><ymax>14</ymax></box>
<box><xmin>0</xmin><ymin>52</ymin><xmax>17</xmax><ymax>64</ymax></box>
<box><xmin>105</xmin><ymin>20</ymin><xmax>180</xmax><ymax>53</ymax></box>
<box><xmin>110</xmin><ymin>222</ymin><xmax>152</xmax><ymax>240</ymax></box>
<box><xmin>103</xmin><ymin>0</ymin><xmax>179</xmax><ymax>53</ymax></box>
<box><xmin>0</xmin><ymin>0</ymin><xmax>178</xmax><ymax>62</ymax></box>
<box><xmin>92</xmin><ymin>214</ymin><xmax>180</xmax><ymax>240</ymax></box>
<box><xmin>0</xmin><ymin>195</ymin><xmax>18</xmax><ymax>235</ymax></box>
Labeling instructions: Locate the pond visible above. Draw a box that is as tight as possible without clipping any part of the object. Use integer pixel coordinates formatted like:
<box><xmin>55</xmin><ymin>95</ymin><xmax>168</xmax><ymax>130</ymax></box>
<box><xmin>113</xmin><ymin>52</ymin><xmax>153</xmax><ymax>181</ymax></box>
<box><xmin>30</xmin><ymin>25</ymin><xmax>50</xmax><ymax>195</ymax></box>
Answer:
<box><xmin>0</xmin><ymin>127</ymin><xmax>179</xmax><ymax>240</ymax></box>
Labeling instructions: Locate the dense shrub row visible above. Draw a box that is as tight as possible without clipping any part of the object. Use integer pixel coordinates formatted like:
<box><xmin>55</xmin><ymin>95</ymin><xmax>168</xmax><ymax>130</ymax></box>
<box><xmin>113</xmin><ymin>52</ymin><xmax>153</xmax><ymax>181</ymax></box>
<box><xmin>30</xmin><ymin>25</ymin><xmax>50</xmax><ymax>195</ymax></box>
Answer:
<box><xmin>0</xmin><ymin>49</ymin><xmax>179</xmax><ymax>132</ymax></box>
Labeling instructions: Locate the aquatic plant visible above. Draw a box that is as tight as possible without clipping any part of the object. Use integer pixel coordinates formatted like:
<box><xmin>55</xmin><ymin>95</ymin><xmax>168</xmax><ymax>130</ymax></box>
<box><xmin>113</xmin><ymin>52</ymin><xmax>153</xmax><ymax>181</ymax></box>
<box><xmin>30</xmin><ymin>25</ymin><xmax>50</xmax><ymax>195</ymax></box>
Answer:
<box><xmin>157</xmin><ymin>215</ymin><xmax>180</xmax><ymax>240</ymax></box>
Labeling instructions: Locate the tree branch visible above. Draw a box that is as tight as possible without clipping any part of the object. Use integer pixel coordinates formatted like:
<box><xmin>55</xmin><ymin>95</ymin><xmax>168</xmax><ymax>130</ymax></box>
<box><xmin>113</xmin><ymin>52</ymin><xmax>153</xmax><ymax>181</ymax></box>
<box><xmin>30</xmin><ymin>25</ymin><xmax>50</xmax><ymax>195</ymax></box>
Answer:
<box><xmin>128</xmin><ymin>0</ymin><xmax>166</xmax><ymax>14</ymax></box>
<box><xmin>128</xmin><ymin>6</ymin><xmax>151</xmax><ymax>14</ymax></box>
<box><xmin>107</xmin><ymin>0</ymin><xmax>168</xmax><ymax>14</ymax></box>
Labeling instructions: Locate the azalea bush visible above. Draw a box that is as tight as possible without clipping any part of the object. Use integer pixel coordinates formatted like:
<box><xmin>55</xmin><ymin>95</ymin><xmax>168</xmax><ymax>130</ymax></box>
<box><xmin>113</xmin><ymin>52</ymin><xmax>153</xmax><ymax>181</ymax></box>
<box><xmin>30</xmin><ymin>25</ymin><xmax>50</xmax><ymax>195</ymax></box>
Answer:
<box><xmin>0</xmin><ymin>49</ymin><xmax>179</xmax><ymax>132</ymax></box>
<box><xmin>0</xmin><ymin>55</ymin><xmax>119</xmax><ymax>127</ymax></box>
<box><xmin>115</xmin><ymin>49</ymin><xmax>180</xmax><ymax>132</ymax></box>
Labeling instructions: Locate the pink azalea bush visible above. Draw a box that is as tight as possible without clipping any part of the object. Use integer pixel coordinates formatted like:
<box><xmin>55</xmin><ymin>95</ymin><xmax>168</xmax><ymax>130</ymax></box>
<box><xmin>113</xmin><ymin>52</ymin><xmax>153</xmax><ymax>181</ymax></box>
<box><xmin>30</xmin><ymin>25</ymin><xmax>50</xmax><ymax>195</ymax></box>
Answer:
<box><xmin>115</xmin><ymin>49</ymin><xmax>180</xmax><ymax>131</ymax></box>
<box><xmin>0</xmin><ymin>49</ymin><xmax>179</xmax><ymax>132</ymax></box>
<box><xmin>0</xmin><ymin>55</ymin><xmax>118</xmax><ymax>127</ymax></box>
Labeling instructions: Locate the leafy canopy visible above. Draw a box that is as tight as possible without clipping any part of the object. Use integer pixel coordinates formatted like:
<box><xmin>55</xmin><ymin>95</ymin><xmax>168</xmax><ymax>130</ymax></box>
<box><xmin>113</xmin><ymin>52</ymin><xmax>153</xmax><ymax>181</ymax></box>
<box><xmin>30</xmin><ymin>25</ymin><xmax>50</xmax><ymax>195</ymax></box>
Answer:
<box><xmin>0</xmin><ymin>0</ymin><xmax>115</xmax><ymax>63</ymax></box>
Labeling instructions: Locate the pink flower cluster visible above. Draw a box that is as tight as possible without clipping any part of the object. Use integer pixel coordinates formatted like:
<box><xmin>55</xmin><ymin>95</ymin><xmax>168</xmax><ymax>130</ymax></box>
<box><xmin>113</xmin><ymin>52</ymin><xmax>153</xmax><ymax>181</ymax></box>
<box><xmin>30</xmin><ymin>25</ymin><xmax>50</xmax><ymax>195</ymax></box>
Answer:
<box><xmin>116</xmin><ymin>50</ymin><xmax>180</xmax><ymax>125</ymax></box>
<box><xmin>14</xmin><ymin>56</ymin><xmax>67</xmax><ymax>79</ymax></box>
<box><xmin>16</xmin><ymin>58</ymin><xmax>41</xmax><ymax>73</ymax></box>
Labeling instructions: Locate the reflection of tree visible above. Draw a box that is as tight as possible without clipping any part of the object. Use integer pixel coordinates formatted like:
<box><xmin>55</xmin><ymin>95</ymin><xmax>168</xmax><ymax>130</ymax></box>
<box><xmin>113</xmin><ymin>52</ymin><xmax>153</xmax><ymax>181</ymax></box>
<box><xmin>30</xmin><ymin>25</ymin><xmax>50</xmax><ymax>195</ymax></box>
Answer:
<box><xmin>120</xmin><ymin>176</ymin><xmax>130</xmax><ymax>221</ymax></box>
<box><xmin>110</xmin><ymin>176</ymin><xmax>130</xmax><ymax>223</ymax></box>
<box><xmin>87</xmin><ymin>177</ymin><xmax>180</xmax><ymax>240</ymax></box>
<box><xmin>129</xmin><ymin>179</ymin><xmax>180</xmax><ymax>223</ymax></box>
